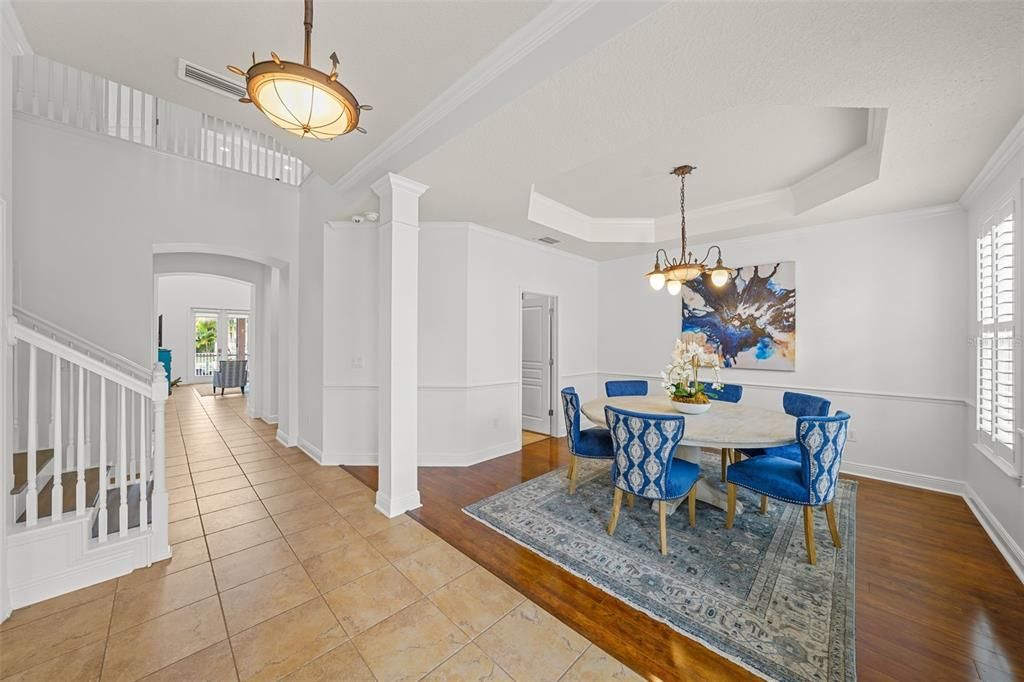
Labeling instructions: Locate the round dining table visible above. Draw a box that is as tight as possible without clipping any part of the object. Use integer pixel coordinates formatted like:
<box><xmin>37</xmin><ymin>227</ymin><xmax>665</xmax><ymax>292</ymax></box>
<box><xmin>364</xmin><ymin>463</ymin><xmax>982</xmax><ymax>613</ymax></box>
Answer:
<box><xmin>580</xmin><ymin>395</ymin><xmax>796</xmax><ymax>516</ymax></box>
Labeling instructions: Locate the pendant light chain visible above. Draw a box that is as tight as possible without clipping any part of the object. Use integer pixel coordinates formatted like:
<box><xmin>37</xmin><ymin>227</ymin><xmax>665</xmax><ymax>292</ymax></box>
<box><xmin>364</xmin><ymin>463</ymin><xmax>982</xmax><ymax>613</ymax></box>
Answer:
<box><xmin>680</xmin><ymin>172</ymin><xmax>687</xmax><ymax>261</ymax></box>
<box><xmin>645</xmin><ymin>164</ymin><xmax>734</xmax><ymax>293</ymax></box>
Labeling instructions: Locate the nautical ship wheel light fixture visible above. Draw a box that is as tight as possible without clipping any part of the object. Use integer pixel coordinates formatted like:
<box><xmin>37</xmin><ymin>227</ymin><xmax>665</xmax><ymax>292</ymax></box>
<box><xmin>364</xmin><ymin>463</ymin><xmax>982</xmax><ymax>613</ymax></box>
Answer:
<box><xmin>228</xmin><ymin>0</ymin><xmax>371</xmax><ymax>140</ymax></box>
<box><xmin>646</xmin><ymin>165</ymin><xmax>734</xmax><ymax>295</ymax></box>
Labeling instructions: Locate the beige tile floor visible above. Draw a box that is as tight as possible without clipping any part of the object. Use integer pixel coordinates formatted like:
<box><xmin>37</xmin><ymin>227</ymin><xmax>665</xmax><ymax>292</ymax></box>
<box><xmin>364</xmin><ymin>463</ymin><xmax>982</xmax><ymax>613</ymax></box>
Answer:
<box><xmin>0</xmin><ymin>387</ymin><xmax>640</xmax><ymax>682</ymax></box>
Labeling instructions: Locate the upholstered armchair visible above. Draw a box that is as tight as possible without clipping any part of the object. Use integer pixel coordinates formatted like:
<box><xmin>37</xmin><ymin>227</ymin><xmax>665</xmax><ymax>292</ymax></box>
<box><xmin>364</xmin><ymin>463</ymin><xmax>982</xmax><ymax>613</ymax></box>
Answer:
<box><xmin>212</xmin><ymin>359</ymin><xmax>248</xmax><ymax>395</ymax></box>
<box><xmin>605</xmin><ymin>380</ymin><xmax>649</xmax><ymax>397</ymax></box>
<box><xmin>737</xmin><ymin>391</ymin><xmax>832</xmax><ymax>463</ymax></box>
<box><xmin>560</xmin><ymin>387</ymin><xmax>614</xmax><ymax>495</ymax></box>
<box><xmin>703</xmin><ymin>382</ymin><xmax>744</xmax><ymax>481</ymax></box>
<box><xmin>726</xmin><ymin>411</ymin><xmax>851</xmax><ymax>564</ymax></box>
<box><xmin>605</xmin><ymin>406</ymin><xmax>701</xmax><ymax>555</ymax></box>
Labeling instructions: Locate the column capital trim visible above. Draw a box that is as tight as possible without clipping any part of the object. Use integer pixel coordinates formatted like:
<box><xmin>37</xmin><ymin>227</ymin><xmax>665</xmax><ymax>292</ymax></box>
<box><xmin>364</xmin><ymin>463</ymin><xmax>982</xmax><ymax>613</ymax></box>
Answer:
<box><xmin>371</xmin><ymin>172</ymin><xmax>429</xmax><ymax>199</ymax></box>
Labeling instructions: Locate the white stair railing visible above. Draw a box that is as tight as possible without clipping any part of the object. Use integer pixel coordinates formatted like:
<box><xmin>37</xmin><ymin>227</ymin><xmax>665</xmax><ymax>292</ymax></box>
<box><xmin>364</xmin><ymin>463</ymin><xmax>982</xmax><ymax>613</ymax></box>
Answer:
<box><xmin>7</xmin><ymin>310</ymin><xmax>168</xmax><ymax>555</ymax></box>
<box><xmin>12</xmin><ymin>53</ymin><xmax>310</xmax><ymax>187</ymax></box>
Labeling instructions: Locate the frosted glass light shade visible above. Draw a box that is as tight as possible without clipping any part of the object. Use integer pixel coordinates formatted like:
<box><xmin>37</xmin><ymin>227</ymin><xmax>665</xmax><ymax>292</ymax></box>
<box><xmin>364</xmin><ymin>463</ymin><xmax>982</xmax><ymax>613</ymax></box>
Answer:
<box><xmin>649</xmin><ymin>272</ymin><xmax>666</xmax><ymax>290</ymax></box>
<box><xmin>710</xmin><ymin>268</ymin><xmax>730</xmax><ymax>287</ymax></box>
<box><xmin>246</xmin><ymin>61</ymin><xmax>360</xmax><ymax>140</ymax></box>
<box><xmin>666</xmin><ymin>280</ymin><xmax>682</xmax><ymax>295</ymax></box>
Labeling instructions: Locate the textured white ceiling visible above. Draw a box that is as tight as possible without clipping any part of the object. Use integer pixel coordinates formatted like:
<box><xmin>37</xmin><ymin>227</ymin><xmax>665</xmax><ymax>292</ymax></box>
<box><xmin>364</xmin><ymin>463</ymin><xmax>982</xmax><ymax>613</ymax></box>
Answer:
<box><xmin>11</xmin><ymin>0</ymin><xmax>547</xmax><ymax>183</ymax></box>
<box><xmin>404</xmin><ymin>1</ymin><xmax>1024</xmax><ymax>259</ymax></box>
<box><xmin>536</xmin><ymin>106</ymin><xmax>868</xmax><ymax>216</ymax></box>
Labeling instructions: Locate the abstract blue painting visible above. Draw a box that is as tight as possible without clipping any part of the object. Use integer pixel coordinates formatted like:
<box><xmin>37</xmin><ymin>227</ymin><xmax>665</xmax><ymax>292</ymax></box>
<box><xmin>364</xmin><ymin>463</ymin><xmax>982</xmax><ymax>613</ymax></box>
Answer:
<box><xmin>681</xmin><ymin>261</ymin><xmax>796</xmax><ymax>370</ymax></box>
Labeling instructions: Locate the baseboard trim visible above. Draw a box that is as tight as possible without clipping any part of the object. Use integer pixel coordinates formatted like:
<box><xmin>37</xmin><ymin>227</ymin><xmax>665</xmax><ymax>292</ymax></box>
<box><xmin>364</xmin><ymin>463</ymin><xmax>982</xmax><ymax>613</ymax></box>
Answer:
<box><xmin>297</xmin><ymin>438</ymin><xmax>323</xmax><ymax>463</ymax></box>
<box><xmin>963</xmin><ymin>484</ymin><xmax>1024</xmax><ymax>584</ymax></box>
<box><xmin>421</xmin><ymin>439</ymin><xmax>522</xmax><ymax>467</ymax></box>
<box><xmin>839</xmin><ymin>461</ymin><xmax>1024</xmax><ymax>585</ymax></box>
<box><xmin>839</xmin><ymin>461</ymin><xmax>965</xmax><ymax>495</ymax></box>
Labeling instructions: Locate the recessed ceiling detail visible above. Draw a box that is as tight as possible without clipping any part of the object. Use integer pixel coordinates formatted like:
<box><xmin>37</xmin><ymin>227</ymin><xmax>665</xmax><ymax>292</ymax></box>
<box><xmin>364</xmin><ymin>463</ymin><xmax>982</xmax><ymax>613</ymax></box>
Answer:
<box><xmin>528</xmin><ymin>108</ymin><xmax>886</xmax><ymax>244</ymax></box>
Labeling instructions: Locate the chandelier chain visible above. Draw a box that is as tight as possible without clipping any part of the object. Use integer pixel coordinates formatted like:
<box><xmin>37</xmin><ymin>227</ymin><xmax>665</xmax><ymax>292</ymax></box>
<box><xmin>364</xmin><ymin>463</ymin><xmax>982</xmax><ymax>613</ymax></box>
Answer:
<box><xmin>679</xmin><ymin>173</ymin><xmax>687</xmax><ymax>261</ymax></box>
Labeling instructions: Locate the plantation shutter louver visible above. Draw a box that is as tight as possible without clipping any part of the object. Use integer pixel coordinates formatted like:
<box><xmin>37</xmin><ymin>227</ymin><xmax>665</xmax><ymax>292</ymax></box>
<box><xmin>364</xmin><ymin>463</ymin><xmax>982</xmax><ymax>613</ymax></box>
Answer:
<box><xmin>976</xmin><ymin>202</ymin><xmax>1015</xmax><ymax>463</ymax></box>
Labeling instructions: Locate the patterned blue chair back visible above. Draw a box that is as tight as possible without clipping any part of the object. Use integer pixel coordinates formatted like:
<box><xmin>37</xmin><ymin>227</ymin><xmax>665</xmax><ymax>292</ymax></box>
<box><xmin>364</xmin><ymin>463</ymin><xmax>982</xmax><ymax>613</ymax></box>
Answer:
<box><xmin>560</xmin><ymin>387</ymin><xmax>582</xmax><ymax>454</ymax></box>
<box><xmin>605</xmin><ymin>406</ymin><xmax>685</xmax><ymax>500</ymax></box>
<box><xmin>798</xmin><ymin>411</ymin><xmax>850</xmax><ymax>505</ymax></box>
<box><xmin>784</xmin><ymin>391</ymin><xmax>831</xmax><ymax>417</ymax></box>
<box><xmin>705</xmin><ymin>383</ymin><xmax>743</xmax><ymax>403</ymax></box>
<box><xmin>605</xmin><ymin>380</ymin><xmax>648</xmax><ymax>397</ymax></box>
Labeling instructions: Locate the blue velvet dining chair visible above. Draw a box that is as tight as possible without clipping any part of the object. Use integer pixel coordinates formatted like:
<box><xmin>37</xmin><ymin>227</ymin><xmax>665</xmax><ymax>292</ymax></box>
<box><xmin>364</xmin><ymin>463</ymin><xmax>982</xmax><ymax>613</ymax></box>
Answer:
<box><xmin>605</xmin><ymin>380</ymin><xmax>649</xmax><ymax>397</ymax></box>
<box><xmin>605</xmin><ymin>406</ymin><xmax>701</xmax><ymax>555</ymax></box>
<box><xmin>737</xmin><ymin>391</ymin><xmax>832</xmax><ymax>463</ymax></box>
<box><xmin>561</xmin><ymin>387</ymin><xmax>614</xmax><ymax>495</ymax></box>
<box><xmin>704</xmin><ymin>382</ymin><xmax>743</xmax><ymax>481</ymax></box>
<box><xmin>725</xmin><ymin>411</ymin><xmax>851</xmax><ymax>565</ymax></box>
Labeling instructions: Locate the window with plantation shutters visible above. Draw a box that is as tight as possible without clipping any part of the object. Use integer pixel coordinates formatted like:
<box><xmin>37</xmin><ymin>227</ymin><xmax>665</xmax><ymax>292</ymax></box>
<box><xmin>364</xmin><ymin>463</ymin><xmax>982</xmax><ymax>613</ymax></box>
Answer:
<box><xmin>976</xmin><ymin>200</ymin><xmax>1016</xmax><ymax>466</ymax></box>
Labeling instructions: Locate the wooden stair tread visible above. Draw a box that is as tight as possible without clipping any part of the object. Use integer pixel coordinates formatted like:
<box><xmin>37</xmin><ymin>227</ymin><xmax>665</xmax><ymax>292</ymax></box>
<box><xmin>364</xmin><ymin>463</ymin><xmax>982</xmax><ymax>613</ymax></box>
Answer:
<box><xmin>17</xmin><ymin>467</ymin><xmax>103</xmax><ymax>522</ymax></box>
<box><xmin>11</xmin><ymin>449</ymin><xmax>54</xmax><ymax>494</ymax></box>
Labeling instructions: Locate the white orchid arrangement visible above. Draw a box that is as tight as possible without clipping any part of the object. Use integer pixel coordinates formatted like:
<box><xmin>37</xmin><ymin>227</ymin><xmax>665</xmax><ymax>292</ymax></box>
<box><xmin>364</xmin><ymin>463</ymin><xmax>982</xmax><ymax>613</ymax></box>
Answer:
<box><xmin>661</xmin><ymin>338</ymin><xmax>723</xmax><ymax>404</ymax></box>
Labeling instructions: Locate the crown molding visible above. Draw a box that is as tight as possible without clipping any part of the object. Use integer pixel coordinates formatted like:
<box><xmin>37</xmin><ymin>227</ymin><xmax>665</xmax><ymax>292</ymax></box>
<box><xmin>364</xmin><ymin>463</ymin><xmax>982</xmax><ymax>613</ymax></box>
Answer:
<box><xmin>527</xmin><ymin>187</ymin><xmax>656</xmax><ymax>242</ymax></box>
<box><xmin>1</xmin><ymin>1</ymin><xmax>31</xmax><ymax>58</ymax></box>
<box><xmin>334</xmin><ymin>1</ymin><xmax>599</xmax><ymax>196</ymax></box>
<box><xmin>332</xmin><ymin>1</ymin><xmax>662</xmax><ymax>202</ymax></box>
<box><xmin>959</xmin><ymin>114</ymin><xmax>1024</xmax><ymax>208</ymax></box>
<box><xmin>528</xmin><ymin>107</ymin><xmax>889</xmax><ymax>245</ymax></box>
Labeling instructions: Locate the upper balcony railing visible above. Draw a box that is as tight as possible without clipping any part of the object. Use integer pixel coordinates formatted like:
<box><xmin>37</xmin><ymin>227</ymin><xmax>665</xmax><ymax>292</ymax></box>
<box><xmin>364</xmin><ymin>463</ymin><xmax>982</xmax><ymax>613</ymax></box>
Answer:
<box><xmin>13</xmin><ymin>54</ymin><xmax>311</xmax><ymax>187</ymax></box>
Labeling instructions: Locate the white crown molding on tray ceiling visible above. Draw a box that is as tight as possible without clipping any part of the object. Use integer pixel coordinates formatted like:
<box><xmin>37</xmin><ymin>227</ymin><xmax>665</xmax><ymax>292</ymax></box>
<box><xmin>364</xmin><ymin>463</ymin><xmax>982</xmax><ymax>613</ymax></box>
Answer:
<box><xmin>332</xmin><ymin>0</ymin><xmax>665</xmax><ymax>200</ymax></box>
<box><xmin>528</xmin><ymin>108</ymin><xmax>888</xmax><ymax>244</ymax></box>
<box><xmin>959</xmin><ymin>113</ymin><xmax>1024</xmax><ymax>208</ymax></box>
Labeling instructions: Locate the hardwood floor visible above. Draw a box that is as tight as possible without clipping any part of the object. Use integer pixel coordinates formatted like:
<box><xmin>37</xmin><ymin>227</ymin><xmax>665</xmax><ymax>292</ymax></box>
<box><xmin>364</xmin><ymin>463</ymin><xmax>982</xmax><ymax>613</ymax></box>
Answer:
<box><xmin>347</xmin><ymin>438</ymin><xmax>1024</xmax><ymax>682</ymax></box>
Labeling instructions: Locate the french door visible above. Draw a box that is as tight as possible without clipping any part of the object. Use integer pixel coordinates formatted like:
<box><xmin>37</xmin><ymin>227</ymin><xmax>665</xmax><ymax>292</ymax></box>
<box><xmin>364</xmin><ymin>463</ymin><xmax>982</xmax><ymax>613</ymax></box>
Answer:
<box><xmin>192</xmin><ymin>309</ymin><xmax>250</xmax><ymax>382</ymax></box>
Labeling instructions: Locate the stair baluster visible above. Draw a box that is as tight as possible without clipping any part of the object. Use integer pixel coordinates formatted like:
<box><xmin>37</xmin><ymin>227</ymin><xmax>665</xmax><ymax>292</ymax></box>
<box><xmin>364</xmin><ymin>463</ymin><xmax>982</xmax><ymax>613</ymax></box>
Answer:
<box><xmin>98</xmin><ymin>378</ymin><xmax>107</xmax><ymax>542</ymax></box>
<box><xmin>25</xmin><ymin>346</ymin><xmax>38</xmax><ymax>527</ymax></box>
<box><xmin>118</xmin><ymin>385</ymin><xmax>128</xmax><ymax>537</ymax></box>
<box><xmin>76</xmin><ymin>365</ymin><xmax>85</xmax><ymax>514</ymax></box>
<box><xmin>51</xmin><ymin>355</ymin><xmax>63</xmax><ymax>521</ymax></box>
<box><xmin>139</xmin><ymin>392</ymin><xmax>148</xmax><ymax>533</ymax></box>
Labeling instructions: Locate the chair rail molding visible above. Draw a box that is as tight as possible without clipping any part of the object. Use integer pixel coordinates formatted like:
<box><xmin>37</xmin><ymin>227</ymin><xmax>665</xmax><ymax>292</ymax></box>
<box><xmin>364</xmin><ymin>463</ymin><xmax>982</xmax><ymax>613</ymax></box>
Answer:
<box><xmin>598</xmin><ymin>371</ymin><xmax>969</xmax><ymax>408</ymax></box>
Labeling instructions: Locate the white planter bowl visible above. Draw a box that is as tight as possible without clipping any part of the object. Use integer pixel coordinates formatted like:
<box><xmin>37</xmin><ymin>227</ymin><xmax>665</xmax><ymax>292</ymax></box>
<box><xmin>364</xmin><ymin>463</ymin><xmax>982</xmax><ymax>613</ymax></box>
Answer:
<box><xmin>671</xmin><ymin>400</ymin><xmax>711</xmax><ymax>415</ymax></box>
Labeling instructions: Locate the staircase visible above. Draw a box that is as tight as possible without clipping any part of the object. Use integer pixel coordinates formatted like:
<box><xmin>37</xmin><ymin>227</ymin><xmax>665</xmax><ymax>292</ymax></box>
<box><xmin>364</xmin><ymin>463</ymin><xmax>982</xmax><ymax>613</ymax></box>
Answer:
<box><xmin>5</xmin><ymin>307</ymin><xmax>170</xmax><ymax>609</ymax></box>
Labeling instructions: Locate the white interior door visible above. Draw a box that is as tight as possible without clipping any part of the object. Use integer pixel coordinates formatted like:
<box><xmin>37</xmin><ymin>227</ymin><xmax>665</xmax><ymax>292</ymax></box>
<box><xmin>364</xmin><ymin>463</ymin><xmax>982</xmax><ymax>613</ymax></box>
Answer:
<box><xmin>522</xmin><ymin>293</ymin><xmax>554</xmax><ymax>434</ymax></box>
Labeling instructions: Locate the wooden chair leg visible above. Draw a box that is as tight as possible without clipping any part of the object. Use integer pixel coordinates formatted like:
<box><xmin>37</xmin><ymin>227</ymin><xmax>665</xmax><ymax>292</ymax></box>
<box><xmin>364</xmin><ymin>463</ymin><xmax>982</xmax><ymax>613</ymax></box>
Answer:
<box><xmin>825</xmin><ymin>502</ymin><xmax>842</xmax><ymax>548</ymax></box>
<box><xmin>720</xmin><ymin>451</ymin><xmax>727</xmax><ymax>481</ymax></box>
<box><xmin>725</xmin><ymin>483</ymin><xmax>736</xmax><ymax>529</ymax></box>
<box><xmin>803</xmin><ymin>506</ymin><xmax>817</xmax><ymax>565</ymax></box>
<box><xmin>627</xmin><ymin>493</ymin><xmax>635</xmax><ymax>508</ymax></box>
<box><xmin>568</xmin><ymin>456</ymin><xmax>578</xmax><ymax>495</ymax></box>
<box><xmin>688</xmin><ymin>490</ymin><xmax>696</xmax><ymax>528</ymax></box>
<box><xmin>608</xmin><ymin>489</ymin><xmax>623</xmax><ymax>536</ymax></box>
<box><xmin>760</xmin><ymin>495</ymin><xmax>768</xmax><ymax>514</ymax></box>
<box><xmin>659</xmin><ymin>500</ymin><xmax>669</xmax><ymax>555</ymax></box>
<box><xmin>566</xmin><ymin>456</ymin><xmax>574</xmax><ymax>479</ymax></box>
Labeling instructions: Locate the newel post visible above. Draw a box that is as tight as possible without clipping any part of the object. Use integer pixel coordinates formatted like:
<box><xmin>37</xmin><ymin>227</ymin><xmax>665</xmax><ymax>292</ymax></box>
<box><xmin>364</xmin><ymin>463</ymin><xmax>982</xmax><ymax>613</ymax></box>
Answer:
<box><xmin>149</xmin><ymin>362</ymin><xmax>170</xmax><ymax>562</ymax></box>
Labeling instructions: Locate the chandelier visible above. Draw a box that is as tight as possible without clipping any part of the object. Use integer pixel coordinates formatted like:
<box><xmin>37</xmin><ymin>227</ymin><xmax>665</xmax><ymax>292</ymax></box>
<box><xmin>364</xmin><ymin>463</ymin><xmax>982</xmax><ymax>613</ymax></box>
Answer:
<box><xmin>228</xmin><ymin>0</ymin><xmax>371</xmax><ymax>140</ymax></box>
<box><xmin>646</xmin><ymin>165</ymin><xmax>733</xmax><ymax>295</ymax></box>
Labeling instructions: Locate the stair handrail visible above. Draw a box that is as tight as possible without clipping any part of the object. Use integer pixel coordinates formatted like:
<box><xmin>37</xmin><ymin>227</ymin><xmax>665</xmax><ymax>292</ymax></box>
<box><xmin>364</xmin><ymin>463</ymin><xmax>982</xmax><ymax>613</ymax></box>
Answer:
<box><xmin>10</xmin><ymin>310</ymin><xmax>155</xmax><ymax>396</ymax></box>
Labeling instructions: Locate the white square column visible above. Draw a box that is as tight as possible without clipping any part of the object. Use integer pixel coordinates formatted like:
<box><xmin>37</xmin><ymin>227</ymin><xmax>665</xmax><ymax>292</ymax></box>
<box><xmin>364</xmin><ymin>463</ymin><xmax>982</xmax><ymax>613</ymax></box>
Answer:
<box><xmin>372</xmin><ymin>172</ymin><xmax>428</xmax><ymax>517</ymax></box>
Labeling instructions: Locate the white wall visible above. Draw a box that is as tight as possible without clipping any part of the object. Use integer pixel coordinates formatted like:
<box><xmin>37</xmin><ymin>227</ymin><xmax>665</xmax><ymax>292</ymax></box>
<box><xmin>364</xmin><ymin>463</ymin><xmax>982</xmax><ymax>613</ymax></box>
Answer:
<box><xmin>321</xmin><ymin>221</ymin><xmax>600</xmax><ymax>466</ymax></box>
<box><xmin>12</xmin><ymin>116</ymin><xmax>300</xmax><ymax>367</ymax></box>
<box><xmin>598</xmin><ymin>205</ymin><xmax>970</xmax><ymax>486</ymax></box>
<box><xmin>156</xmin><ymin>274</ymin><xmax>252</xmax><ymax>384</ymax></box>
<box><xmin>962</xmin><ymin>121</ymin><xmax>1024</xmax><ymax>579</ymax></box>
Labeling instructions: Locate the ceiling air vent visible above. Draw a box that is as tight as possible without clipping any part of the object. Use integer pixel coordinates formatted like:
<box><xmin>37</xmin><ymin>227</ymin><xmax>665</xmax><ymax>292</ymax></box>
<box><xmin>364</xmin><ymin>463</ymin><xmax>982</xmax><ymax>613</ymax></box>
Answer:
<box><xmin>537</xmin><ymin>236</ymin><xmax>560</xmax><ymax>245</ymax></box>
<box><xmin>178</xmin><ymin>59</ymin><xmax>247</xmax><ymax>100</ymax></box>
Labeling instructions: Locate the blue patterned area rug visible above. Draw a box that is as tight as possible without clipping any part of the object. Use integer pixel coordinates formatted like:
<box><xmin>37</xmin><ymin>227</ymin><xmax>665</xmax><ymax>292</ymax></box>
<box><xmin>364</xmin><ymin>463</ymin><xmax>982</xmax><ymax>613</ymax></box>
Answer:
<box><xmin>464</xmin><ymin>457</ymin><xmax>856</xmax><ymax>682</ymax></box>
